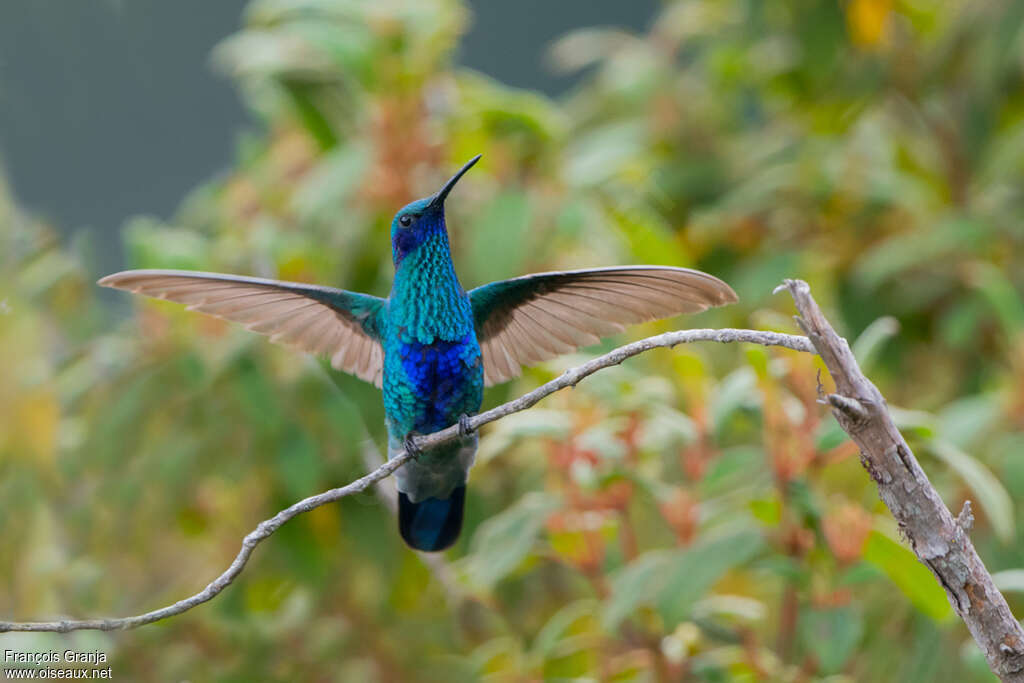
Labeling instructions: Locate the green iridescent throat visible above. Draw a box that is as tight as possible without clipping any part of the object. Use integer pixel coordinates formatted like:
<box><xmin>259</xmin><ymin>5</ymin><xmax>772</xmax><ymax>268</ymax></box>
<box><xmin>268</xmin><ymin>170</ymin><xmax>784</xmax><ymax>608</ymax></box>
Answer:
<box><xmin>388</xmin><ymin>227</ymin><xmax>473</xmax><ymax>344</ymax></box>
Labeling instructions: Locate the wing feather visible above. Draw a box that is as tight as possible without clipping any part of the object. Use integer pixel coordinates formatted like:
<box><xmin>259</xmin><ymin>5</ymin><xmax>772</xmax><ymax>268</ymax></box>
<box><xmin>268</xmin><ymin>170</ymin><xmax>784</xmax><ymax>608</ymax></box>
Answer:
<box><xmin>99</xmin><ymin>269</ymin><xmax>386</xmax><ymax>387</ymax></box>
<box><xmin>470</xmin><ymin>266</ymin><xmax>737</xmax><ymax>386</ymax></box>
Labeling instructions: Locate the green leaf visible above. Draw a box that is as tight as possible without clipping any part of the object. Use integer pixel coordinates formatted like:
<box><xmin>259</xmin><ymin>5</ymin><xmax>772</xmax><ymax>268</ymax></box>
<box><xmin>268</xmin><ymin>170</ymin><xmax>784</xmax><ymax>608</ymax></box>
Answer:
<box><xmin>727</xmin><ymin>251</ymin><xmax>800</xmax><ymax>306</ymax></box>
<box><xmin>851</xmin><ymin>316</ymin><xmax>899</xmax><ymax>372</ymax></box>
<box><xmin>275</xmin><ymin>427</ymin><xmax>322</xmax><ymax>499</ymax></box>
<box><xmin>710</xmin><ymin>367</ymin><xmax>758</xmax><ymax>437</ymax></box>
<box><xmin>992</xmin><ymin>569</ymin><xmax>1024</xmax><ymax>594</ymax></box>
<box><xmin>749</xmin><ymin>497</ymin><xmax>781</xmax><ymax>526</ymax></box>
<box><xmin>691</xmin><ymin>594</ymin><xmax>766</xmax><ymax>622</ymax></box>
<box><xmin>854</xmin><ymin>217</ymin><xmax>993</xmax><ymax>289</ymax></box>
<box><xmin>123</xmin><ymin>218</ymin><xmax>211</xmax><ymax>271</ymax></box>
<box><xmin>531</xmin><ymin>599</ymin><xmax>603</xmax><ymax>679</ymax></box>
<box><xmin>608</xmin><ymin>203</ymin><xmax>690</xmax><ymax>266</ymax></box>
<box><xmin>464</xmin><ymin>191</ymin><xmax>532</xmax><ymax>287</ymax></box>
<box><xmin>465</xmin><ymin>492</ymin><xmax>559</xmax><ymax>588</ymax></box>
<box><xmin>814</xmin><ymin>419</ymin><xmax>849</xmax><ymax>452</ymax></box>
<box><xmin>862</xmin><ymin>530</ymin><xmax>952</xmax><ymax>622</ymax></box>
<box><xmin>565</xmin><ymin>121</ymin><xmax>646</xmax><ymax>188</ymax></box>
<box><xmin>889</xmin><ymin>407</ymin><xmax>937</xmax><ymax>440</ymax></box>
<box><xmin>930</xmin><ymin>440</ymin><xmax>1014</xmax><ymax>543</ymax></box>
<box><xmin>292</xmin><ymin>143</ymin><xmax>370</xmax><ymax>223</ymax></box>
<box><xmin>548</xmin><ymin>27</ymin><xmax>633</xmax><ymax>74</ymax></box>
<box><xmin>939</xmin><ymin>296</ymin><xmax>988</xmax><ymax>349</ymax></box>
<box><xmin>603</xmin><ymin>550</ymin><xmax>675</xmax><ymax>630</ymax></box>
<box><xmin>935</xmin><ymin>395</ymin><xmax>1001</xmax><ymax>450</ymax></box>
<box><xmin>643</xmin><ymin>404</ymin><xmax>699</xmax><ymax>451</ymax></box>
<box><xmin>799</xmin><ymin>605</ymin><xmax>864</xmax><ymax>674</ymax></box>
<box><xmin>744</xmin><ymin>344</ymin><xmax>770</xmax><ymax>380</ymax></box>
<box><xmin>472</xmin><ymin>637</ymin><xmax>525</xmax><ymax>677</ymax></box>
<box><xmin>603</xmin><ymin>530</ymin><xmax>764</xmax><ymax>630</ymax></box>
<box><xmin>283</xmin><ymin>81</ymin><xmax>340</xmax><ymax>151</ymax></box>
<box><xmin>999</xmin><ymin>436</ymin><xmax>1024</xmax><ymax>497</ymax></box>
<box><xmin>656</xmin><ymin>530</ymin><xmax>765</xmax><ymax>628</ymax></box>
<box><xmin>968</xmin><ymin>262</ymin><xmax>1024</xmax><ymax>337</ymax></box>
<box><xmin>700</xmin><ymin>446</ymin><xmax>765</xmax><ymax>497</ymax></box>
<box><xmin>475</xmin><ymin>409</ymin><xmax>572</xmax><ymax>463</ymax></box>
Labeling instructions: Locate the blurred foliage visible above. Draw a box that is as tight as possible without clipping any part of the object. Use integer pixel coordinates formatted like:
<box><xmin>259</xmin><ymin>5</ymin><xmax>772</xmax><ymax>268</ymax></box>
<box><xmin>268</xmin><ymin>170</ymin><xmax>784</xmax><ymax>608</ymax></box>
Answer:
<box><xmin>3</xmin><ymin>0</ymin><xmax>1024</xmax><ymax>680</ymax></box>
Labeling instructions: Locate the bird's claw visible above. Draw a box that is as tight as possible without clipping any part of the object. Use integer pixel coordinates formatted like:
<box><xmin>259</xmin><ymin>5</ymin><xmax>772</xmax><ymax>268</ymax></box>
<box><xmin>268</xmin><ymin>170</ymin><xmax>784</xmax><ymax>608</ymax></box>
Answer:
<box><xmin>458</xmin><ymin>414</ymin><xmax>474</xmax><ymax>438</ymax></box>
<box><xmin>404</xmin><ymin>433</ymin><xmax>423</xmax><ymax>461</ymax></box>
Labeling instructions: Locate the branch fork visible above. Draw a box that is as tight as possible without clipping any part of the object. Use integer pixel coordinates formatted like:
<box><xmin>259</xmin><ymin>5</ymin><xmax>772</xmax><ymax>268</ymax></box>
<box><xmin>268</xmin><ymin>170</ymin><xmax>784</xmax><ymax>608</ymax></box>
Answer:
<box><xmin>781</xmin><ymin>279</ymin><xmax>1024</xmax><ymax>681</ymax></box>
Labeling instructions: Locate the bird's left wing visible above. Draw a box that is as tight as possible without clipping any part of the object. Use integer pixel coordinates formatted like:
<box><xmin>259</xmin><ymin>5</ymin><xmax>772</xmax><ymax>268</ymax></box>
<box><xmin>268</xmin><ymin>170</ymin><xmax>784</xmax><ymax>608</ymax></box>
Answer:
<box><xmin>99</xmin><ymin>269</ymin><xmax>387</xmax><ymax>387</ymax></box>
<box><xmin>469</xmin><ymin>266</ymin><xmax>737</xmax><ymax>386</ymax></box>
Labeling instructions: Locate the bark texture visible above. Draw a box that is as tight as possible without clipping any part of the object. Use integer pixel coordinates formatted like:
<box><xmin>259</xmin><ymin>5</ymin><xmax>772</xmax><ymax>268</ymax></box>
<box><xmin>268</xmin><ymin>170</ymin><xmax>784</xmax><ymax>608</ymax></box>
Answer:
<box><xmin>783</xmin><ymin>279</ymin><xmax>1024</xmax><ymax>682</ymax></box>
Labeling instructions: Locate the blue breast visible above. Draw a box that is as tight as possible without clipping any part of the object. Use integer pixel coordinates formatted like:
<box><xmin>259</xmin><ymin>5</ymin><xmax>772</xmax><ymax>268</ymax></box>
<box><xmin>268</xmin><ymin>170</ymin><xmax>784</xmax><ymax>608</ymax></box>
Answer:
<box><xmin>384</xmin><ymin>331</ymin><xmax>483</xmax><ymax>435</ymax></box>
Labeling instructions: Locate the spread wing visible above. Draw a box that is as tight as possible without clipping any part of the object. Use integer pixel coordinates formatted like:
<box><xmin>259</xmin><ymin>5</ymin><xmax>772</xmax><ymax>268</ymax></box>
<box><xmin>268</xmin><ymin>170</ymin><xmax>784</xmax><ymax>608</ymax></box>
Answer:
<box><xmin>469</xmin><ymin>266</ymin><xmax>737</xmax><ymax>386</ymax></box>
<box><xmin>99</xmin><ymin>269</ymin><xmax>387</xmax><ymax>387</ymax></box>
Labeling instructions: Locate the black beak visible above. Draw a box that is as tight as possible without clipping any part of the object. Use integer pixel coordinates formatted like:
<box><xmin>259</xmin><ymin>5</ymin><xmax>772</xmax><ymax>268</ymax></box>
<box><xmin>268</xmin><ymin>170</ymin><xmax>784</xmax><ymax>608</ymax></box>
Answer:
<box><xmin>429</xmin><ymin>155</ymin><xmax>481</xmax><ymax>209</ymax></box>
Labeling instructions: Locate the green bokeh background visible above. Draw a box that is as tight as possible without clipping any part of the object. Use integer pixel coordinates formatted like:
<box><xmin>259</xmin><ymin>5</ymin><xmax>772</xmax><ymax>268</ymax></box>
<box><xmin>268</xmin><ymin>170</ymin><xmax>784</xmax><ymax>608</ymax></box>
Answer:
<box><xmin>3</xmin><ymin>0</ymin><xmax>1024</xmax><ymax>680</ymax></box>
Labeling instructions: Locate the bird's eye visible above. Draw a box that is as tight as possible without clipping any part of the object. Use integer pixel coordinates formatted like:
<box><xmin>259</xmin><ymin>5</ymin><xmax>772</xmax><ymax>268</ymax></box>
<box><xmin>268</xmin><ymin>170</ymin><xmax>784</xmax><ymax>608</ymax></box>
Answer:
<box><xmin>399</xmin><ymin>215</ymin><xmax>413</xmax><ymax>227</ymax></box>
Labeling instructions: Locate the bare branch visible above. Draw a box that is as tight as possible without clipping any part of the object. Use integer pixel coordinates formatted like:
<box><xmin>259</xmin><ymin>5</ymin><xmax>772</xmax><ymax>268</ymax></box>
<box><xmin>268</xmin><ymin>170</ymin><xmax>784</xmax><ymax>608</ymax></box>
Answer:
<box><xmin>0</xmin><ymin>327</ymin><xmax>809</xmax><ymax>634</ymax></box>
<box><xmin>781</xmin><ymin>279</ymin><xmax>1024</xmax><ymax>683</ymax></box>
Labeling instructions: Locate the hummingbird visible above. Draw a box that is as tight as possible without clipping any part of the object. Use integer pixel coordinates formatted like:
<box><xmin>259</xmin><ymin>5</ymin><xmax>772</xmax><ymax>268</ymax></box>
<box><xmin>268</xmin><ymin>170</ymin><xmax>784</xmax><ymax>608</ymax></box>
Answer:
<box><xmin>99</xmin><ymin>155</ymin><xmax>737</xmax><ymax>552</ymax></box>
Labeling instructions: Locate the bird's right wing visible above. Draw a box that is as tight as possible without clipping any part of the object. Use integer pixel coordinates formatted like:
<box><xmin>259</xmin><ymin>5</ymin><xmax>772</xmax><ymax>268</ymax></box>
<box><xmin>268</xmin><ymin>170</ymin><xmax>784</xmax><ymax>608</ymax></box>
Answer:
<box><xmin>469</xmin><ymin>266</ymin><xmax>737</xmax><ymax>386</ymax></box>
<box><xmin>99</xmin><ymin>269</ymin><xmax>387</xmax><ymax>387</ymax></box>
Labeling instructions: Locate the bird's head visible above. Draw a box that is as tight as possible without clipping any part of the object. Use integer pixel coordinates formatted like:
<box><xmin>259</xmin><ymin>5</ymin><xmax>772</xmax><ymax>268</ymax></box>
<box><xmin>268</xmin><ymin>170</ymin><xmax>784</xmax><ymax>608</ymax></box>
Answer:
<box><xmin>391</xmin><ymin>155</ymin><xmax>480</xmax><ymax>264</ymax></box>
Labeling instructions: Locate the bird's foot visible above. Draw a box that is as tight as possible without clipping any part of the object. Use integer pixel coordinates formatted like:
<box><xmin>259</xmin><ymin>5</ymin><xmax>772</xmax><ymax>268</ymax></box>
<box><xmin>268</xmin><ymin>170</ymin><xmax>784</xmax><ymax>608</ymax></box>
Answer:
<box><xmin>403</xmin><ymin>433</ymin><xmax>424</xmax><ymax>461</ymax></box>
<box><xmin>458</xmin><ymin>414</ymin><xmax>474</xmax><ymax>438</ymax></box>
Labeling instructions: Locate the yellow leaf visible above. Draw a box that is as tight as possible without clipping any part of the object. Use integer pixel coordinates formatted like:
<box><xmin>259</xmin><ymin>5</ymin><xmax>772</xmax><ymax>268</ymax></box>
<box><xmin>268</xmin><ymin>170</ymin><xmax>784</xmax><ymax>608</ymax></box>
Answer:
<box><xmin>13</xmin><ymin>390</ymin><xmax>58</xmax><ymax>463</ymax></box>
<box><xmin>847</xmin><ymin>0</ymin><xmax>892</xmax><ymax>47</ymax></box>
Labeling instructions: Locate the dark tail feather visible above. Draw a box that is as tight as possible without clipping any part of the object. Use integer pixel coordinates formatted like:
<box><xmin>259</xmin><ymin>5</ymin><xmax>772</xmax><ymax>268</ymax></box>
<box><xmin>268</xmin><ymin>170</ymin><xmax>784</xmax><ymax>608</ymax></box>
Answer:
<box><xmin>398</xmin><ymin>485</ymin><xmax>466</xmax><ymax>552</ymax></box>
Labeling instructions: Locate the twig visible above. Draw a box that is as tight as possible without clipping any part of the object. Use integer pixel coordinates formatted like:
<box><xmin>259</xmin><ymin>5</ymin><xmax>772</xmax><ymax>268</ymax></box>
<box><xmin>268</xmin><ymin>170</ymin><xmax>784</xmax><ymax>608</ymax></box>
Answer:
<box><xmin>0</xmin><ymin>327</ymin><xmax>810</xmax><ymax>633</ymax></box>
<box><xmin>781</xmin><ymin>279</ymin><xmax>1024</xmax><ymax>683</ymax></box>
